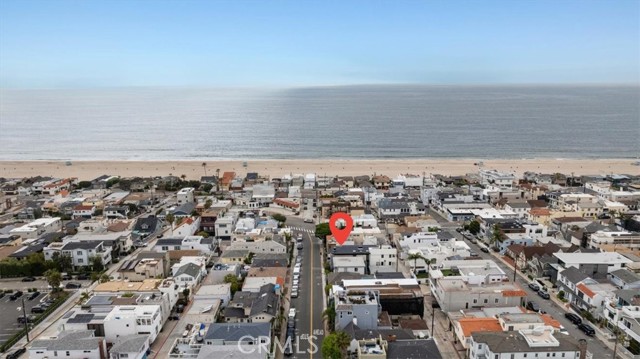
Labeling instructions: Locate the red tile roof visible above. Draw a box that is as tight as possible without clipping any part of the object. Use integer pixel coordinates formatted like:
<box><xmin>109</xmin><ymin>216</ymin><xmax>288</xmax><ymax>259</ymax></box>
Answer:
<box><xmin>502</xmin><ymin>290</ymin><xmax>527</xmax><ymax>297</ymax></box>
<box><xmin>458</xmin><ymin>318</ymin><xmax>502</xmax><ymax>337</ymax></box>
<box><xmin>577</xmin><ymin>283</ymin><xmax>596</xmax><ymax>298</ymax></box>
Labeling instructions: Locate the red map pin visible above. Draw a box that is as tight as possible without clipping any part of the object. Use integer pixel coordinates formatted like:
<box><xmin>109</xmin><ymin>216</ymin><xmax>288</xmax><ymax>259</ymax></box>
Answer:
<box><xmin>329</xmin><ymin>212</ymin><xmax>353</xmax><ymax>246</ymax></box>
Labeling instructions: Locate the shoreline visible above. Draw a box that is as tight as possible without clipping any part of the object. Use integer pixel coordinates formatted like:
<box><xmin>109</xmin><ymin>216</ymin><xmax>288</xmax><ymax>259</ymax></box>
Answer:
<box><xmin>0</xmin><ymin>158</ymin><xmax>635</xmax><ymax>180</ymax></box>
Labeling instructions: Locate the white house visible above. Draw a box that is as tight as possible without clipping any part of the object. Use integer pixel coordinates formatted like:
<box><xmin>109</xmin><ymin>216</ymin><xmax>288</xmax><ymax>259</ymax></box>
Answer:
<box><xmin>177</xmin><ymin>187</ymin><xmax>195</xmax><ymax>204</ymax></box>
<box><xmin>215</xmin><ymin>213</ymin><xmax>236</xmax><ymax>240</ymax></box>
<box><xmin>398</xmin><ymin>232</ymin><xmax>439</xmax><ymax>249</ymax></box>
<box><xmin>103</xmin><ymin>305</ymin><xmax>163</xmax><ymax>344</ymax></box>
<box><xmin>195</xmin><ymin>284</ymin><xmax>232</xmax><ymax>307</ymax></box>
<box><xmin>173</xmin><ymin>262</ymin><xmax>204</xmax><ymax>289</ymax></box>
<box><xmin>228</xmin><ymin>240</ymin><xmax>286</xmax><ymax>254</ymax></box>
<box><xmin>10</xmin><ymin>217</ymin><xmax>62</xmax><ymax>240</ymax></box>
<box><xmin>73</xmin><ymin>205</ymin><xmax>96</xmax><ymax>219</ymax></box>
<box><xmin>469</xmin><ymin>327</ymin><xmax>584</xmax><ymax>359</ymax></box>
<box><xmin>479</xmin><ymin>169</ymin><xmax>515</xmax><ymax>189</ymax></box>
<box><xmin>60</xmin><ymin>241</ymin><xmax>112</xmax><ymax>268</ymax></box>
<box><xmin>29</xmin><ymin>330</ymin><xmax>108</xmax><ymax>359</ymax></box>
<box><xmin>368</xmin><ymin>245</ymin><xmax>397</xmax><ymax>273</ymax></box>
<box><xmin>332</xmin><ymin>256</ymin><xmax>367</xmax><ymax>273</ymax></box>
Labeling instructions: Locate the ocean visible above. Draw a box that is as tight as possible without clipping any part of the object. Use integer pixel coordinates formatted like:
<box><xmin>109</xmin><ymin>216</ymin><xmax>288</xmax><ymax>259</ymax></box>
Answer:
<box><xmin>0</xmin><ymin>85</ymin><xmax>638</xmax><ymax>160</ymax></box>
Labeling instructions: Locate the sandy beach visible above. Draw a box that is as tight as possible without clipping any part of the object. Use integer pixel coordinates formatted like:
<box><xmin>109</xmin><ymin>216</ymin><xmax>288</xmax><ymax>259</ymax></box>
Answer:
<box><xmin>0</xmin><ymin>159</ymin><xmax>636</xmax><ymax>180</ymax></box>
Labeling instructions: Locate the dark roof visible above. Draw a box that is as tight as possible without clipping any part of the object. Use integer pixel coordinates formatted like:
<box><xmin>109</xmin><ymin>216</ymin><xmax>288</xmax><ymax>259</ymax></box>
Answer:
<box><xmin>205</xmin><ymin>323</ymin><xmax>271</xmax><ymax>341</ymax></box>
<box><xmin>374</xmin><ymin>272</ymin><xmax>406</xmax><ymax>279</ymax></box>
<box><xmin>559</xmin><ymin>266</ymin><xmax>590</xmax><ymax>284</ymax></box>
<box><xmin>31</xmin><ymin>330</ymin><xmax>103</xmax><ymax>351</ymax></box>
<box><xmin>175</xmin><ymin>263</ymin><xmax>201</xmax><ymax>278</ymax></box>
<box><xmin>61</xmin><ymin>241</ymin><xmax>102</xmax><ymax>250</ymax></box>
<box><xmin>387</xmin><ymin>339</ymin><xmax>443</xmax><ymax>359</ymax></box>
<box><xmin>436</xmin><ymin>231</ymin><xmax>455</xmax><ymax>241</ymax></box>
<box><xmin>40</xmin><ymin>232</ymin><xmax>65</xmax><ymax>244</ymax></box>
<box><xmin>10</xmin><ymin>243</ymin><xmax>46</xmax><ymax>258</ymax></box>
<box><xmin>331</xmin><ymin>245</ymin><xmax>374</xmax><ymax>256</ymax></box>
<box><xmin>471</xmin><ymin>331</ymin><xmax>580</xmax><ymax>353</ymax></box>
<box><xmin>67</xmin><ymin>314</ymin><xmax>96</xmax><ymax>324</ymax></box>
<box><xmin>327</xmin><ymin>272</ymin><xmax>364</xmax><ymax>285</ymax></box>
<box><xmin>134</xmin><ymin>217</ymin><xmax>159</xmax><ymax>232</ymax></box>
<box><xmin>251</xmin><ymin>258</ymin><xmax>288</xmax><ymax>268</ymax></box>
<box><xmin>110</xmin><ymin>335</ymin><xmax>148</xmax><ymax>354</ymax></box>
<box><xmin>156</xmin><ymin>238</ymin><xmax>183</xmax><ymax>246</ymax></box>
<box><xmin>610</xmin><ymin>269</ymin><xmax>640</xmax><ymax>284</ymax></box>
<box><xmin>245</xmin><ymin>173</ymin><xmax>258</xmax><ymax>180</ymax></box>
<box><xmin>172</xmin><ymin>202</ymin><xmax>195</xmax><ymax>215</ymax></box>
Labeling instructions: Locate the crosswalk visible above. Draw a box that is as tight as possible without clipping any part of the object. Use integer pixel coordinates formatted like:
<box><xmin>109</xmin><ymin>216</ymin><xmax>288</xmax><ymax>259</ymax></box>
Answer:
<box><xmin>287</xmin><ymin>226</ymin><xmax>314</xmax><ymax>234</ymax></box>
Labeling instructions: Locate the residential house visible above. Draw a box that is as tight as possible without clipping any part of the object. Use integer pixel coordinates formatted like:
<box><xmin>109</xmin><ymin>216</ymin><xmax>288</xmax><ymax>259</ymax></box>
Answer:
<box><xmin>228</xmin><ymin>240</ymin><xmax>286</xmax><ymax>254</ymax></box>
<box><xmin>177</xmin><ymin>187</ymin><xmax>195</xmax><ymax>204</ymax></box>
<box><xmin>608</xmin><ymin>268</ymin><xmax>640</xmax><ymax>289</ymax></box>
<box><xmin>553</xmin><ymin>252</ymin><xmax>633</xmax><ymax>276</ymax></box>
<box><xmin>368</xmin><ymin>245</ymin><xmax>397</xmax><ymax>273</ymax></box>
<box><xmin>109</xmin><ymin>335</ymin><xmax>149</xmax><ymax>359</ymax></box>
<box><xmin>202</xmin><ymin>322</ymin><xmax>270</xmax><ymax>346</ymax></box>
<box><xmin>132</xmin><ymin>217</ymin><xmax>160</xmax><ymax>239</ymax></box>
<box><xmin>73</xmin><ymin>205</ymin><xmax>96</xmax><ymax>219</ymax></box>
<box><xmin>333</xmin><ymin>256</ymin><xmax>367</xmax><ymax>274</ymax></box>
<box><xmin>105</xmin><ymin>206</ymin><xmax>130</xmax><ymax>219</ymax></box>
<box><xmin>29</xmin><ymin>330</ymin><xmax>108</xmax><ymax>359</ymax></box>
<box><xmin>506</xmin><ymin>242</ymin><xmax>560</xmax><ymax>271</ymax></box>
<box><xmin>103</xmin><ymin>305</ymin><xmax>163</xmax><ymax>344</ymax></box>
<box><xmin>469</xmin><ymin>327</ymin><xmax>586</xmax><ymax>359</ymax></box>
<box><xmin>10</xmin><ymin>217</ymin><xmax>62</xmax><ymax>240</ymax></box>
<box><xmin>373</xmin><ymin>175</ymin><xmax>391</xmax><ymax>189</ymax></box>
<box><xmin>60</xmin><ymin>241</ymin><xmax>112</xmax><ymax>268</ymax></box>
<box><xmin>223</xmin><ymin>284</ymin><xmax>279</xmax><ymax>323</ymax></box>
<box><xmin>173</xmin><ymin>262</ymin><xmax>204</xmax><ymax>289</ymax></box>
<box><xmin>333</xmin><ymin>289</ymin><xmax>382</xmax><ymax>330</ymax></box>
<box><xmin>601</xmin><ymin>289</ymin><xmax>640</xmax><ymax>349</ymax></box>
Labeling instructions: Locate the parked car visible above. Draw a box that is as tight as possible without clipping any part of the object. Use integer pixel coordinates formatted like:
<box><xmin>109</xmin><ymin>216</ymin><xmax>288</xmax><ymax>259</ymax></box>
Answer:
<box><xmin>526</xmin><ymin>301</ymin><xmax>540</xmax><ymax>312</ymax></box>
<box><xmin>537</xmin><ymin>290</ymin><xmax>550</xmax><ymax>299</ymax></box>
<box><xmin>469</xmin><ymin>251</ymin><xmax>479</xmax><ymax>257</ymax></box>
<box><xmin>169</xmin><ymin>314</ymin><xmax>180</xmax><ymax>320</ymax></box>
<box><xmin>31</xmin><ymin>306</ymin><xmax>45</xmax><ymax>314</ymax></box>
<box><xmin>27</xmin><ymin>291</ymin><xmax>40</xmax><ymax>301</ymax></box>
<box><xmin>61</xmin><ymin>274</ymin><xmax>72</xmax><ymax>280</ymax></box>
<box><xmin>564</xmin><ymin>313</ymin><xmax>582</xmax><ymax>325</ymax></box>
<box><xmin>157</xmin><ymin>234</ymin><xmax>163</xmax><ymax>238</ymax></box>
<box><xmin>65</xmin><ymin>282</ymin><xmax>81</xmax><ymax>289</ymax></box>
<box><xmin>9</xmin><ymin>291</ymin><xmax>24</xmax><ymax>300</ymax></box>
<box><xmin>480</xmin><ymin>247</ymin><xmax>490</xmax><ymax>253</ymax></box>
<box><xmin>288</xmin><ymin>308</ymin><xmax>296</xmax><ymax>319</ymax></box>
<box><xmin>5</xmin><ymin>347</ymin><xmax>26</xmax><ymax>359</ymax></box>
<box><xmin>291</xmin><ymin>289</ymin><xmax>298</xmax><ymax>298</ymax></box>
<box><xmin>528</xmin><ymin>283</ymin><xmax>540</xmax><ymax>291</ymax></box>
<box><xmin>287</xmin><ymin>319</ymin><xmax>295</xmax><ymax>329</ymax></box>
<box><xmin>17</xmin><ymin>315</ymin><xmax>36</xmax><ymax>324</ymax></box>
<box><xmin>578</xmin><ymin>323</ymin><xmax>595</xmax><ymax>336</ymax></box>
<box><xmin>293</xmin><ymin>279</ymin><xmax>299</xmax><ymax>287</ymax></box>
<box><xmin>296</xmin><ymin>243</ymin><xmax>303</xmax><ymax>250</ymax></box>
<box><xmin>76</xmin><ymin>274</ymin><xmax>90</xmax><ymax>280</ymax></box>
<box><xmin>21</xmin><ymin>276</ymin><xmax>36</xmax><ymax>282</ymax></box>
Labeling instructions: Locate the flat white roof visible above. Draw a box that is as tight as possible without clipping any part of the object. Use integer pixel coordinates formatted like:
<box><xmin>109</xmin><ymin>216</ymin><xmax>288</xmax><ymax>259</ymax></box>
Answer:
<box><xmin>554</xmin><ymin>252</ymin><xmax>633</xmax><ymax>264</ymax></box>
<box><xmin>342</xmin><ymin>278</ymin><xmax>419</xmax><ymax>287</ymax></box>
<box><xmin>333</xmin><ymin>256</ymin><xmax>366</xmax><ymax>267</ymax></box>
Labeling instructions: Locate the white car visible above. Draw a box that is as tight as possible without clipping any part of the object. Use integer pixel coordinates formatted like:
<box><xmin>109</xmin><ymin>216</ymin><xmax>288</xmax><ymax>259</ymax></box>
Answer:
<box><xmin>293</xmin><ymin>279</ymin><xmax>299</xmax><ymax>287</ymax></box>
<box><xmin>288</xmin><ymin>308</ymin><xmax>296</xmax><ymax>319</ymax></box>
<box><xmin>291</xmin><ymin>289</ymin><xmax>298</xmax><ymax>298</ymax></box>
<box><xmin>293</xmin><ymin>273</ymin><xmax>300</xmax><ymax>281</ymax></box>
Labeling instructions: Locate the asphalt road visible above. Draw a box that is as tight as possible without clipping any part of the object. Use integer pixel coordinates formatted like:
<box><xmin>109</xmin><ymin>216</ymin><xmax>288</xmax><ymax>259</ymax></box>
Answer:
<box><xmin>455</xmin><ymin>231</ymin><xmax>617</xmax><ymax>359</ymax></box>
<box><xmin>287</xmin><ymin>218</ymin><xmax>324</xmax><ymax>359</ymax></box>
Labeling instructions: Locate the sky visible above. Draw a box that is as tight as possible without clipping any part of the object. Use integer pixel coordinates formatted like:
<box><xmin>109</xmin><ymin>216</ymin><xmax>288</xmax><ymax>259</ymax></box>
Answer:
<box><xmin>0</xmin><ymin>0</ymin><xmax>639</xmax><ymax>88</ymax></box>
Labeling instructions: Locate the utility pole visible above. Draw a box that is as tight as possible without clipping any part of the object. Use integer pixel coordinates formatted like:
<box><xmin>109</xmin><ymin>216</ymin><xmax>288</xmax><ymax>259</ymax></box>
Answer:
<box><xmin>21</xmin><ymin>297</ymin><xmax>30</xmax><ymax>342</ymax></box>
<box><xmin>513</xmin><ymin>255</ymin><xmax>518</xmax><ymax>283</ymax></box>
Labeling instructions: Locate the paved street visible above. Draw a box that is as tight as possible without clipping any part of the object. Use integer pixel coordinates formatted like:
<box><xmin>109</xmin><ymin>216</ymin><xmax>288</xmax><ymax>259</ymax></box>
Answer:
<box><xmin>287</xmin><ymin>218</ymin><xmax>325</xmax><ymax>359</ymax></box>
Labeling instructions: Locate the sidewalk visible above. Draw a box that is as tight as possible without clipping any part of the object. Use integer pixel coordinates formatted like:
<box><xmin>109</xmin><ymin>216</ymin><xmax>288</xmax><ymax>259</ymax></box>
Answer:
<box><xmin>420</xmin><ymin>285</ymin><xmax>462</xmax><ymax>359</ymax></box>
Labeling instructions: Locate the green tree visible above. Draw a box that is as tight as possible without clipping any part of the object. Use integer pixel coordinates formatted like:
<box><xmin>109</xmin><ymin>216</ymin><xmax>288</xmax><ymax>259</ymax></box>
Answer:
<box><xmin>90</xmin><ymin>256</ymin><xmax>104</xmax><ymax>272</ymax></box>
<box><xmin>183</xmin><ymin>288</ymin><xmax>191</xmax><ymax>299</ymax></box>
<box><xmin>321</xmin><ymin>331</ymin><xmax>350</xmax><ymax>359</ymax></box>
<box><xmin>201</xmin><ymin>183</ymin><xmax>213</xmax><ymax>193</ymax></box>
<box><xmin>44</xmin><ymin>269</ymin><xmax>62</xmax><ymax>292</ymax></box>
<box><xmin>106</xmin><ymin>178</ymin><xmax>120</xmax><ymax>188</ymax></box>
<box><xmin>315</xmin><ymin>223</ymin><xmax>331</xmax><ymax>240</ymax></box>
<box><xmin>272</xmin><ymin>213</ymin><xmax>287</xmax><ymax>223</ymax></box>
<box><xmin>196</xmin><ymin>231</ymin><xmax>210</xmax><ymax>238</ymax></box>
<box><xmin>224</xmin><ymin>274</ymin><xmax>241</xmax><ymax>294</ymax></box>
<box><xmin>51</xmin><ymin>252</ymin><xmax>72</xmax><ymax>273</ymax></box>
<box><xmin>321</xmin><ymin>333</ymin><xmax>342</xmax><ymax>359</ymax></box>
<box><xmin>204</xmin><ymin>199</ymin><xmax>213</xmax><ymax>210</ymax></box>
<box><xmin>322</xmin><ymin>304</ymin><xmax>336</xmax><ymax>329</ymax></box>
<box><xmin>468</xmin><ymin>220</ymin><xmax>480</xmax><ymax>235</ymax></box>
<box><xmin>77</xmin><ymin>181</ymin><xmax>92</xmax><ymax>189</ymax></box>
<box><xmin>100</xmin><ymin>274</ymin><xmax>110</xmax><ymax>283</ymax></box>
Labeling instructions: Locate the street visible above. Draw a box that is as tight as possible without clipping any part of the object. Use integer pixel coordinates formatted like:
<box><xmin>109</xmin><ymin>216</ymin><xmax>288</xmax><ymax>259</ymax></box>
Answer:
<box><xmin>286</xmin><ymin>218</ymin><xmax>325</xmax><ymax>359</ymax></box>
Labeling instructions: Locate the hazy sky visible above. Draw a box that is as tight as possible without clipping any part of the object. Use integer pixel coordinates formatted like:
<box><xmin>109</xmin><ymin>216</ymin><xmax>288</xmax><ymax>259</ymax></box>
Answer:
<box><xmin>1</xmin><ymin>0</ymin><xmax>639</xmax><ymax>88</ymax></box>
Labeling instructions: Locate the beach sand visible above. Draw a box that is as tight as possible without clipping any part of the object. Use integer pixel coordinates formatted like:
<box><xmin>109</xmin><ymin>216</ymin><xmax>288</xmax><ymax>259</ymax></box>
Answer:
<box><xmin>0</xmin><ymin>159</ymin><xmax>636</xmax><ymax>180</ymax></box>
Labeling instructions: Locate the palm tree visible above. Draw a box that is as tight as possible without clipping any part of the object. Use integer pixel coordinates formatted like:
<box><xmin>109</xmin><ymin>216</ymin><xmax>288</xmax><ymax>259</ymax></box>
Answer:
<box><xmin>202</xmin><ymin>162</ymin><xmax>207</xmax><ymax>176</ymax></box>
<box><xmin>166</xmin><ymin>213</ymin><xmax>175</xmax><ymax>234</ymax></box>
<box><xmin>180</xmin><ymin>174</ymin><xmax>187</xmax><ymax>182</ymax></box>
<box><xmin>335</xmin><ymin>331</ymin><xmax>351</xmax><ymax>357</ymax></box>
<box><xmin>490</xmin><ymin>224</ymin><xmax>503</xmax><ymax>249</ymax></box>
<box><xmin>407</xmin><ymin>252</ymin><xmax>426</xmax><ymax>272</ymax></box>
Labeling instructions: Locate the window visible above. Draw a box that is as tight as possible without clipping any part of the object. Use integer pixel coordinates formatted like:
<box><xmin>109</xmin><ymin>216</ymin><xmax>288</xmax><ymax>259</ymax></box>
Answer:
<box><xmin>78</xmin><ymin>258</ymin><xmax>83</xmax><ymax>263</ymax></box>
<box><xmin>66</xmin><ymin>352</ymin><xmax>70</xmax><ymax>356</ymax></box>
<box><xmin>495</xmin><ymin>298</ymin><xmax>499</xmax><ymax>303</ymax></box>
<box><xmin>484</xmin><ymin>299</ymin><xmax>488</xmax><ymax>304</ymax></box>
<box><xmin>120</xmin><ymin>355</ymin><xmax>129</xmax><ymax>358</ymax></box>
<box><xmin>77</xmin><ymin>251</ymin><xmax>82</xmax><ymax>255</ymax></box>
<box><xmin>473</xmin><ymin>299</ymin><xmax>478</xmax><ymax>304</ymax></box>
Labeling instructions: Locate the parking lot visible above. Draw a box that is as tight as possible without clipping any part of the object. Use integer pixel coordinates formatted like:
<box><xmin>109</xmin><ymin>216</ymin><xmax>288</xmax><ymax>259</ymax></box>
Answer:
<box><xmin>0</xmin><ymin>291</ymin><xmax>47</xmax><ymax>346</ymax></box>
